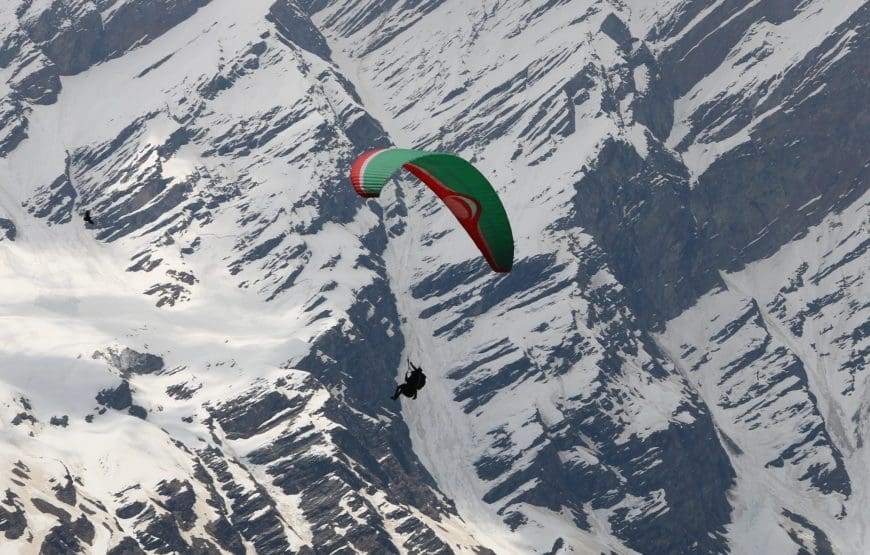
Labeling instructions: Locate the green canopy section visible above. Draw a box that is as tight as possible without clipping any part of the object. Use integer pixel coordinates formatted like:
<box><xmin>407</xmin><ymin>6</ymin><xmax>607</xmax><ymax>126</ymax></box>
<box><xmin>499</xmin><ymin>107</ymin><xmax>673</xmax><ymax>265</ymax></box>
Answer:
<box><xmin>350</xmin><ymin>148</ymin><xmax>514</xmax><ymax>272</ymax></box>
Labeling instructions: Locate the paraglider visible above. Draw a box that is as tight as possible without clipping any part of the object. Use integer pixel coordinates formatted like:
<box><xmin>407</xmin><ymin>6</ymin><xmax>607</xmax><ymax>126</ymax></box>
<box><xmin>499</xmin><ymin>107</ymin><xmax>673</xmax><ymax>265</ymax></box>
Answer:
<box><xmin>391</xmin><ymin>360</ymin><xmax>427</xmax><ymax>401</ymax></box>
<box><xmin>350</xmin><ymin>148</ymin><xmax>514</xmax><ymax>272</ymax></box>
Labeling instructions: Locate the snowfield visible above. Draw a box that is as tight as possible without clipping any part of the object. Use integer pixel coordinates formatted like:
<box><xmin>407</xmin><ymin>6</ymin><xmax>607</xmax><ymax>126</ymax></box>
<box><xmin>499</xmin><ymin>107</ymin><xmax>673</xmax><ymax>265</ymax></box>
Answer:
<box><xmin>0</xmin><ymin>0</ymin><xmax>867</xmax><ymax>553</ymax></box>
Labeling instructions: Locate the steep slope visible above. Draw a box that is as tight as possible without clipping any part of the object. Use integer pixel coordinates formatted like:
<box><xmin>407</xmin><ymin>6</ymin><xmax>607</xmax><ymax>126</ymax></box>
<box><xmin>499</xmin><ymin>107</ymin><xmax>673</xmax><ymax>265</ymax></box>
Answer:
<box><xmin>309</xmin><ymin>0</ymin><xmax>868</xmax><ymax>553</ymax></box>
<box><xmin>658</xmin><ymin>190</ymin><xmax>868</xmax><ymax>553</ymax></box>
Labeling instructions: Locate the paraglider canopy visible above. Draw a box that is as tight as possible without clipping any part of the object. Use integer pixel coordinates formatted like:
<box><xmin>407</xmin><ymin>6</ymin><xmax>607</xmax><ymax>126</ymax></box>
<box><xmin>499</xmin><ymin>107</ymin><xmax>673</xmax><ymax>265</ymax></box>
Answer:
<box><xmin>350</xmin><ymin>148</ymin><xmax>513</xmax><ymax>272</ymax></box>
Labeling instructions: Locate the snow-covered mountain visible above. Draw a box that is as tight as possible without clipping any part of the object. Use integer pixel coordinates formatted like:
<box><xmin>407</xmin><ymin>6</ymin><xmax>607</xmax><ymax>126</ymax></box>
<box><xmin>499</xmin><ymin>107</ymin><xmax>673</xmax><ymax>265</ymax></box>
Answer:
<box><xmin>0</xmin><ymin>0</ymin><xmax>866</xmax><ymax>553</ymax></box>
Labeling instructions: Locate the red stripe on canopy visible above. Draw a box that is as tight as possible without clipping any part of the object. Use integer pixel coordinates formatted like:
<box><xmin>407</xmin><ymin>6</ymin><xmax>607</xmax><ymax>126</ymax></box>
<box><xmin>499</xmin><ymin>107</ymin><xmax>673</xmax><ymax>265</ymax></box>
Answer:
<box><xmin>403</xmin><ymin>163</ymin><xmax>506</xmax><ymax>272</ymax></box>
<box><xmin>349</xmin><ymin>149</ymin><xmax>385</xmax><ymax>198</ymax></box>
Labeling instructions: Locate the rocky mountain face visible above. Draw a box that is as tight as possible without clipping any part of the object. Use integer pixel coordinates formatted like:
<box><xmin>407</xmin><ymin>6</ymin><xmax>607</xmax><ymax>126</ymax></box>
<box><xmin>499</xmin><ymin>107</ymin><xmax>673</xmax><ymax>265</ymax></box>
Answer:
<box><xmin>0</xmin><ymin>0</ymin><xmax>866</xmax><ymax>553</ymax></box>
